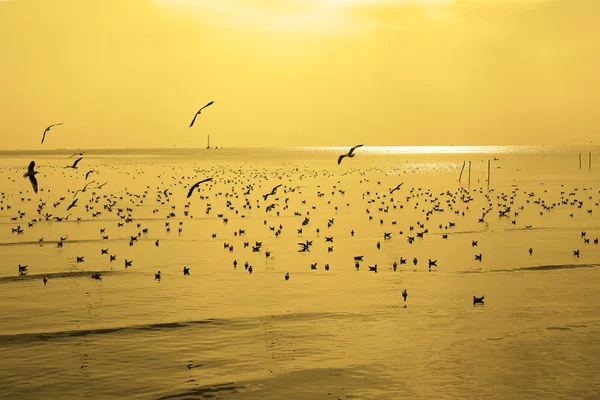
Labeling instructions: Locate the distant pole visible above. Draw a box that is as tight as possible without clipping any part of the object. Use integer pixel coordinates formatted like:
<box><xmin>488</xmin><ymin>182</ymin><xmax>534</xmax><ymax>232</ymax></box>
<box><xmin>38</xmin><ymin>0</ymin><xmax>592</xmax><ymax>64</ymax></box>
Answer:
<box><xmin>468</xmin><ymin>161</ymin><xmax>471</xmax><ymax>187</ymax></box>
<box><xmin>589</xmin><ymin>152</ymin><xmax>592</xmax><ymax>170</ymax></box>
<box><xmin>487</xmin><ymin>159</ymin><xmax>491</xmax><ymax>189</ymax></box>
<box><xmin>579</xmin><ymin>153</ymin><xmax>582</xmax><ymax>169</ymax></box>
<box><xmin>458</xmin><ymin>161</ymin><xmax>466</xmax><ymax>183</ymax></box>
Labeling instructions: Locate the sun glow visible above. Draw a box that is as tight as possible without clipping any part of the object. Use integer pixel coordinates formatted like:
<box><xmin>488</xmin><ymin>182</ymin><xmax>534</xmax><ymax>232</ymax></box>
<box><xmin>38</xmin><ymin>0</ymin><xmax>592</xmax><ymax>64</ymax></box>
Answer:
<box><xmin>152</xmin><ymin>0</ymin><xmax>456</xmax><ymax>32</ymax></box>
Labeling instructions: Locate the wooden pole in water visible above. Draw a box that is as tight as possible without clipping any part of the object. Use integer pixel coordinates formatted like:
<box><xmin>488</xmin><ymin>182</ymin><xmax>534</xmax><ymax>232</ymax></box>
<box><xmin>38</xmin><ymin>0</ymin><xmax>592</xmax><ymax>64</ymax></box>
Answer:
<box><xmin>458</xmin><ymin>161</ymin><xmax>466</xmax><ymax>183</ymax></box>
<box><xmin>487</xmin><ymin>159</ymin><xmax>491</xmax><ymax>189</ymax></box>
<box><xmin>468</xmin><ymin>161</ymin><xmax>471</xmax><ymax>187</ymax></box>
<box><xmin>579</xmin><ymin>153</ymin><xmax>582</xmax><ymax>169</ymax></box>
<box><xmin>589</xmin><ymin>152</ymin><xmax>592</xmax><ymax>170</ymax></box>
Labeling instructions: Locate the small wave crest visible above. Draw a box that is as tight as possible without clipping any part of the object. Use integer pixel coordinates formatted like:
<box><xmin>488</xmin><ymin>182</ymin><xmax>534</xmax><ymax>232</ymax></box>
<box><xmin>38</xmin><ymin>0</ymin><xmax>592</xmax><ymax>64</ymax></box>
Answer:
<box><xmin>0</xmin><ymin>270</ymin><xmax>120</xmax><ymax>283</ymax></box>
<box><xmin>458</xmin><ymin>263</ymin><xmax>599</xmax><ymax>274</ymax></box>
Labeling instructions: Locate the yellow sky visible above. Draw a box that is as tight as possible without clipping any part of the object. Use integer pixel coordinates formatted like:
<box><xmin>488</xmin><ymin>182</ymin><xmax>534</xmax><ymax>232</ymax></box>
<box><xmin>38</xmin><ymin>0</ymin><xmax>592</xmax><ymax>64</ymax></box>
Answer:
<box><xmin>0</xmin><ymin>0</ymin><xmax>598</xmax><ymax>149</ymax></box>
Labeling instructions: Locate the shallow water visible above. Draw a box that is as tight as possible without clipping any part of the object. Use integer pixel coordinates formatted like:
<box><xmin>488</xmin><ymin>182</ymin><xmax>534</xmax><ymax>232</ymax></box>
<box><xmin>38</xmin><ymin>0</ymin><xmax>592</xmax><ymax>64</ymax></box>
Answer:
<box><xmin>1</xmin><ymin>146</ymin><xmax>600</xmax><ymax>399</ymax></box>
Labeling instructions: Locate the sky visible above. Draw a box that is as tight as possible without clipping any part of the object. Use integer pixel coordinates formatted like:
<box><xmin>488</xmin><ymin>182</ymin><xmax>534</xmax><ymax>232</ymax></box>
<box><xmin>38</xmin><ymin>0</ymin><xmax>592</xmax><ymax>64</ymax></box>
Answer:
<box><xmin>0</xmin><ymin>0</ymin><xmax>598</xmax><ymax>149</ymax></box>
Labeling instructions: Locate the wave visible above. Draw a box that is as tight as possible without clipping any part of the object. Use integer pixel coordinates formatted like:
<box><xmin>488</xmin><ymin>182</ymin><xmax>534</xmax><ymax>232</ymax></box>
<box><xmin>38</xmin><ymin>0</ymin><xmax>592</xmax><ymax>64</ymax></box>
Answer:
<box><xmin>0</xmin><ymin>270</ymin><xmax>120</xmax><ymax>283</ymax></box>
<box><xmin>458</xmin><ymin>263</ymin><xmax>600</xmax><ymax>274</ymax></box>
<box><xmin>0</xmin><ymin>311</ymin><xmax>360</xmax><ymax>345</ymax></box>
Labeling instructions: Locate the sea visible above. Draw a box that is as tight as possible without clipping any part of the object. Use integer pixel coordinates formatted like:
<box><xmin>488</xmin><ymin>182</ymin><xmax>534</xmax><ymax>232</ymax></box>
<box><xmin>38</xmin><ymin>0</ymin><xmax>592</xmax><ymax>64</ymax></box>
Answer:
<box><xmin>0</xmin><ymin>146</ymin><xmax>599</xmax><ymax>400</ymax></box>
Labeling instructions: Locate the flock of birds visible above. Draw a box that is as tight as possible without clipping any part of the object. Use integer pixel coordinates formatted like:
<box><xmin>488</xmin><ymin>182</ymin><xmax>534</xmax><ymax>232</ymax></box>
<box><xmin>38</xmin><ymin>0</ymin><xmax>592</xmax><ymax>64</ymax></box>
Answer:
<box><xmin>9</xmin><ymin>114</ymin><xmax>599</xmax><ymax>309</ymax></box>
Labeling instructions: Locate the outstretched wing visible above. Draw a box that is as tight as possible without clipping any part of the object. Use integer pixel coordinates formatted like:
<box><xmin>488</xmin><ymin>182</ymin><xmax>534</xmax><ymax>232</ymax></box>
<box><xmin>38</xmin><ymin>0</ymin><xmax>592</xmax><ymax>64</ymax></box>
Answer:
<box><xmin>41</xmin><ymin>131</ymin><xmax>47</xmax><ymax>144</ymax></box>
<box><xmin>28</xmin><ymin>161</ymin><xmax>35</xmax><ymax>173</ymax></box>
<box><xmin>72</xmin><ymin>157</ymin><xmax>83</xmax><ymax>168</ymax></box>
<box><xmin>85</xmin><ymin>170</ymin><xmax>93</xmax><ymax>180</ymax></box>
<box><xmin>199</xmin><ymin>101</ymin><xmax>214</xmax><ymax>112</ymax></box>
<box><xmin>67</xmin><ymin>199</ymin><xmax>78</xmax><ymax>211</ymax></box>
<box><xmin>348</xmin><ymin>144</ymin><xmax>364</xmax><ymax>156</ymax></box>
<box><xmin>29</xmin><ymin>175</ymin><xmax>38</xmax><ymax>193</ymax></box>
<box><xmin>337</xmin><ymin>154</ymin><xmax>346</xmax><ymax>165</ymax></box>
<box><xmin>186</xmin><ymin>178</ymin><xmax>212</xmax><ymax>198</ymax></box>
<box><xmin>189</xmin><ymin>112</ymin><xmax>199</xmax><ymax>128</ymax></box>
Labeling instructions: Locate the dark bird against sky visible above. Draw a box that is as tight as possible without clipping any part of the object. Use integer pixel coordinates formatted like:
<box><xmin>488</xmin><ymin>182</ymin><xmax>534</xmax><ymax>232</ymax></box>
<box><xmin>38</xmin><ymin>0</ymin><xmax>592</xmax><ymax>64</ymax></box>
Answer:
<box><xmin>41</xmin><ymin>123</ymin><xmax>63</xmax><ymax>144</ymax></box>
<box><xmin>23</xmin><ymin>160</ymin><xmax>39</xmax><ymax>193</ymax></box>
<box><xmin>337</xmin><ymin>144</ymin><xmax>364</xmax><ymax>165</ymax></box>
<box><xmin>187</xmin><ymin>177</ymin><xmax>213</xmax><ymax>198</ymax></box>
<box><xmin>189</xmin><ymin>101</ymin><xmax>214</xmax><ymax>127</ymax></box>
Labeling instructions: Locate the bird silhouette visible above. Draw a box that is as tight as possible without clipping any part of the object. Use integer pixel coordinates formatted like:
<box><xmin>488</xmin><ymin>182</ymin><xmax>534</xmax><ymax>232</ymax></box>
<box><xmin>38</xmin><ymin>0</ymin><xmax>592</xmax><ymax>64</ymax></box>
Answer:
<box><xmin>41</xmin><ymin>123</ymin><xmax>63</xmax><ymax>144</ymax></box>
<box><xmin>64</xmin><ymin>157</ymin><xmax>83</xmax><ymax>169</ymax></box>
<box><xmin>189</xmin><ymin>101</ymin><xmax>214</xmax><ymax>127</ymax></box>
<box><xmin>23</xmin><ymin>161</ymin><xmax>39</xmax><ymax>193</ymax></box>
<box><xmin>187</xmin><ymin>177</ymin><xmax>213</xmax><ymax>198</ymax></box>
<box><xmin>390</xmin><ymin>183</ymin><xmax>404</xmax><ymax>194</ymax></box>
<box><xmin>337</xmin><ymin>144</ymin><xmax>364</xmax><ymax>165</ymax></box>
<box><xmin>263</xmin><ymin>184</ymin><xmax>282</xmax><ymax>201</ymax></box>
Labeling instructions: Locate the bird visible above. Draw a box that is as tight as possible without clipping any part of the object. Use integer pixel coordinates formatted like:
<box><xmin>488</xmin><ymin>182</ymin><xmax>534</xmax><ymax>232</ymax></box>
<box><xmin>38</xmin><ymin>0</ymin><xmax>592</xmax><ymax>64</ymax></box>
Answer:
<box><xmin>66</xmin><ymin>198</ymin><xmax>78</xmax><ymax>211</ymax></box>
<box><xmin>337</xmin><ymin>144</ymin><xmax>364</xmax><ymax>165</ymax></box>
<box><xmin>64</xmin><ymin>157</ymin><xmax>83</xmax><ymax>169</ymax></box>
<box><xmin>73</xmin><ymin>181</ymin><xmax>96</xmax><ymax>198</ymax></box>
<box><xmin>41</xmin><ymin>123</ymin><xmax>63</xmax><ymax>144</ymax></box>
<box><xmin>85</xmin><ymin>170</ymin><xmax>97</xmax><ymax>180</ymax></box>
<box><xmin>69</xmin><ymin>152</ymin><xmax>84</xmax><ymax>158</ymax></box>
<box><xmin>23</xmin><ymin>161</ymin><xmax>39</xmax><ymax>193</ymax></box>
<box><xmin>389</xmin><ymin>183</ymin><xmax>404</xmax><ymax>194</ymax></box>
<box><xmin>187</xmin><ymin>177</ymin><xmax>213</xmax><ymax>198</ymax></box>
<box><xmin>473</xmin><ymin>295</ymin><xmax>485</xmax><ymax>305</ymax></box>
<box><xmin>189</xmin><ymin>101</ymin><xmax>214</xmax><ymax>127</ymax></box>
<box><xmin>285</xmin><ymin>273</ymin><xmax>289</xmax><ymax>280</ymax></box>
<box><xmin>263</xmin><ymin>184</ymin><xmax>282</xmax><ymax>201</ymax></box>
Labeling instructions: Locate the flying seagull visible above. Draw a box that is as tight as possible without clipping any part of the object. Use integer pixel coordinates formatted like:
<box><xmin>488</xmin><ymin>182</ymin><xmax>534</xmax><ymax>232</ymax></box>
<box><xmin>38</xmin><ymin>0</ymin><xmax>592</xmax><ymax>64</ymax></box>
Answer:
<box><xmin>41</xmin><ymin>123</ymin><xmax>63</xmax><ymax>144</ymax></box>
<box><xmin>263</xmin><ymin>184</ymin><xmax>282</xmax><ymax>201</ymax></box>
<box><xmin>66</xmin><ymin>198</ymin><xmax>78</xmax><ymax>211</ymax></box>
<box><xmin>94</xmin><ymin>181</ymin><xmax>108</xmax><ymax>189</ymax></box>
<box><xmin>189</xmin><ymin>101</ymin><xmax>214</xmax><ymax>127</ymax></box>
<box><xmin>64</xmin><ymin>157</ymin><xmax>83</xmax><ymax>169</ymax></box>
<box><xmin>337</xmin><ymin>144</ymin><xmax>364</xmax><ymax>165</ymax></box>
<box><xmin>85</xmin><ymin>170</ymin><xmax>97</xmax><ymax>180</ymax></box>
<box><xmin>23</xmin><ymin>161</ymin><xmax>39</xmax><ymax>193</ymax></box>
<box><xmin>73</xmin><ymin>181</ymin><xmax>96</xmax><ymax>198</ymax></box>
<box><xmin>390</xmin><ymin>183</ymin><xmax>404</xmax><ymax>194</ymax></box>
<box><xmin>70</xmin><ymin>152</ymin><xmax>85</xmax><ymax>158</ymax></box>
<box><xmin>187</xmin><ymin>177</ymin><xmax>213</xmax><ymax>198</ymax></box>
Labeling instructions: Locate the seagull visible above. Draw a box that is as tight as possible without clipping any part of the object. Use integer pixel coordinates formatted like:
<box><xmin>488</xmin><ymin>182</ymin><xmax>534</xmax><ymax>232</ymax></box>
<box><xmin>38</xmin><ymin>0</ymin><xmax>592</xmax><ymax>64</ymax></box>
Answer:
<box><xmin>94</xmin><ymin>181</ymin><xmax>108</xmax><ymax>189</ymax></box>
<box><xmin>64</xmin><ymin>157</ymin><xmax>83</xmax><ymax>169</ymax></box>
<box><xmin>187</xmin><ymin>177</ymin><xmax>213</xmax><ymax>198</ymax></box>
<box><xmin>189</xmin><ymin>101</ymin><xmax>214</xmax><ymax>127</ymax></box>
<box><xmin>473</xmin><ymin>295</ymin><xmax>485</xmax><ymax>304</ymax></box>
<box><xmin>41</xmin><ymin>123</ymin><xmax>63</xmax><ymax>144</ymax></box>
<box><xmin>73</xmin><ymin>181</ymin><xmax>96</xmax><ymax>198</ymax></box>
<box><xmin>390</xmin><ymin>183</ymin><xmax>404</xmax><ymax>194</ymax></box>
<box><xmin>23</xmin><ymin>161</ymin><xmax>39</xmax><ymax>193</ymax></box>
<box><xmin>337</xmin><ymin>144</ymin><xmax>364</xmax><ymax>165</ymax></box>
<box><xmin>69</xmin><ymin>152</ymin><xmax>85</xmax><ymax>158</ymax></box>
<box><xmin>85</xmin><ymin>170</ymin><xmax>97</xmax><ymax>180</ymax></box>
<box><xmin>66</xmin><ymin>198</ymin><xmax>78</xmax><ymax>211</ymax></box>
<box><xmin>263</xmin><ymin>184</ymin><xmax>282</xmax><ymax>201</ymax></box>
